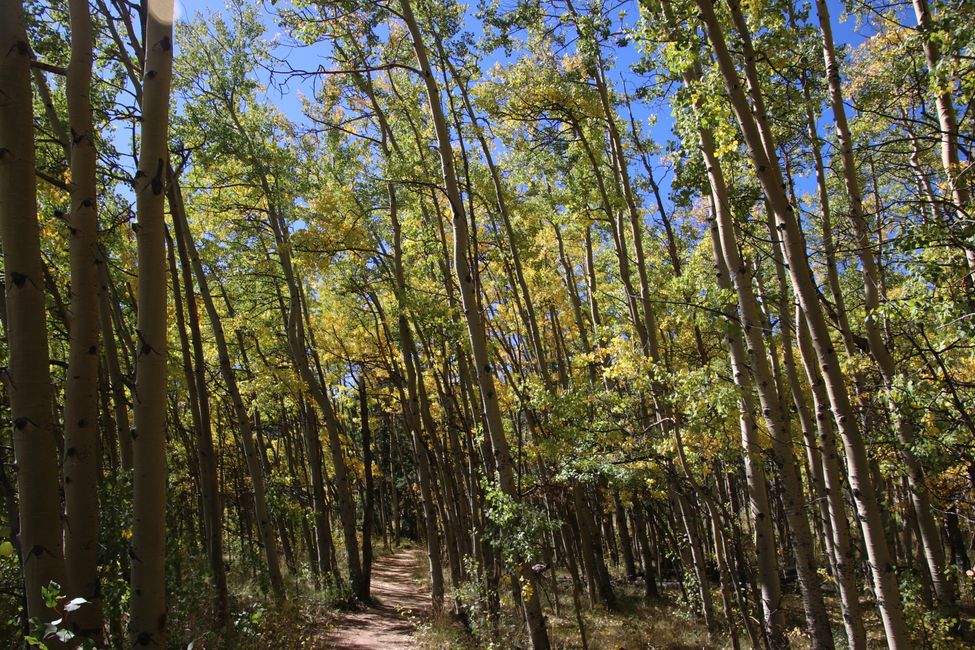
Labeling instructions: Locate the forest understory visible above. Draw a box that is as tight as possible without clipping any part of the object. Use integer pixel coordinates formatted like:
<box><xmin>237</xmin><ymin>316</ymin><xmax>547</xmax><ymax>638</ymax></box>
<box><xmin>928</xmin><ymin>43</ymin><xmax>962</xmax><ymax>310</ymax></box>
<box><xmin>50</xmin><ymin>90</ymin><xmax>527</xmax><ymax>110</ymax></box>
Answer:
<box><xmin>3</xmin><ymin>0</ymin><xmax>975</xmax><ymax>648</ymax></box>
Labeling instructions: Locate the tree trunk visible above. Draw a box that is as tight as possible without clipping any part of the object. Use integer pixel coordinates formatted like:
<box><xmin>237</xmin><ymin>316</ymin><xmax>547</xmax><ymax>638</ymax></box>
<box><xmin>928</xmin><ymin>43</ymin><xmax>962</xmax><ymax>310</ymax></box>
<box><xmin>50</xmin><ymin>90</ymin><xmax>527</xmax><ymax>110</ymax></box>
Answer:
<box><xmin>910</xmin><ymin>0</ymin><xmax>975</xmax><ymax>277</ymax></box>
<box><xmin>170</xmin><ymin>176</ymin><xmax>285</xmax><ymax>600</ymax></box>
<box><xmin>169</xmin><ymin>193</ymin><xmax>229</xmax><ymax>627</ymax></box>
<box><xmin>0</xmin><ymin>0</ymin><xmax>67</xmax><ymax>633</ymax></box>
<box><xmin>359</xmin><ymin>377</ymin><xmax>374</xmax><ymax>599</ymax></box>
<box><xmin>62</xmin><ymin>0</ymin><xmax>104</xmax><ymax>640</ymax></box>
<box><xmin>692</xmin><ymin>0</ymin><xmax>911</xmax><ymax>643</ymax></box>
<box><xmin>98</xmin><ymin>260</ymin><xmax>132</xmax><ymax>471</ymax></box>
<box><xmin>815</xmin><ymin>0</ymin><xmax>954</xmax><ymax>608</ymax></box>
<box><xmin>398</xmin><ymin>2</ymin><xmax>550</xmax><ymax>645</ymax></box>
<box><xmin>129</xmin><ymin>0</ymin><xmax>174</xmax><ymax>645</ymax></box>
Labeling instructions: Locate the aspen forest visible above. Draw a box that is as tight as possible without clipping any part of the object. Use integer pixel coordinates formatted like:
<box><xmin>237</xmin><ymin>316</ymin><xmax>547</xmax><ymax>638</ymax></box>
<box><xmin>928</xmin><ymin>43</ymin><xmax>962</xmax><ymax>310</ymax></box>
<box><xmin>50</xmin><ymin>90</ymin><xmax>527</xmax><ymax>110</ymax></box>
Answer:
<box><xmin>3</xmin><ymin>0</ymin><xmax>975</xmax><ymax>647</ymax></box>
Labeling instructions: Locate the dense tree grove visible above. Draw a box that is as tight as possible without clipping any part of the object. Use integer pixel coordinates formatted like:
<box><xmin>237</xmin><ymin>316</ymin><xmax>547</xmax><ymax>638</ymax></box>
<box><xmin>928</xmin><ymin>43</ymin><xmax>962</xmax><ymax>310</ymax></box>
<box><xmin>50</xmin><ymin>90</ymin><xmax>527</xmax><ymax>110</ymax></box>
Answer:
<box><xmin>2</xmin><ymin>0</ymin><xmax>975</xmax><ymax>647</ymax></box>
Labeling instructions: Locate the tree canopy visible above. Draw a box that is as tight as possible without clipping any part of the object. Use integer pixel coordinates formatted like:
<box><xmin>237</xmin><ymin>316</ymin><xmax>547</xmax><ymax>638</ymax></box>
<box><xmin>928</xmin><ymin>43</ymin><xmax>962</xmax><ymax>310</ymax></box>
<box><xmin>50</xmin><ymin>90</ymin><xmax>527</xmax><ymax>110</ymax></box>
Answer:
<box><xmin>2</xmin><ymin>0</ymin><xmax>975</xmax><ymax>647</ymax></box>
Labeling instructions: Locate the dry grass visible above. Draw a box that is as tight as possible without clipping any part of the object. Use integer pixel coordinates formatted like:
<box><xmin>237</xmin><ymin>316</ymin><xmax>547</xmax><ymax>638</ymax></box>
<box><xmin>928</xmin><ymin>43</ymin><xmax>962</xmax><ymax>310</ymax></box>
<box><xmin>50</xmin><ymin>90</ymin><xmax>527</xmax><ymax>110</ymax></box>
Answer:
<box><xmin>546</xmin><ymin>581</ymin><xmax>718</xmax><ymax>650</ymax></box>
<box><xmin>413</xmin><ymin>565</ymin><xmax>722</xmax><ymax>649</ymax></box>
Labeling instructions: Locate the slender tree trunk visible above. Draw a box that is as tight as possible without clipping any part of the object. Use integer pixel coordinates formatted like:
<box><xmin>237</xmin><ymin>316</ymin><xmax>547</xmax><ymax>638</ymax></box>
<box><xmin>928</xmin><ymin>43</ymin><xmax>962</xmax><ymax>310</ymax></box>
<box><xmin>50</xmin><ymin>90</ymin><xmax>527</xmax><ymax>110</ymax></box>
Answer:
<box><xmin>676</xmin><ymin>81</ymin><xmax>787</xmax><ymax>639</ymax></box>
<box><xmin>170</xmin><ymin>177</ymin><xmax>285</xmax><ymax>600</ymax></box>
<box><xmin>129</xmin><ymin>1</ymin><xmax>174</xmax><ymax>645</ymax></box>
<box><xmin>692</xmin><ymin>1</ymin><xmax>911</xmax><ymax>643</ymax></box>
<box><xmin>795</xmin><ymin>309</ymin><xmax>866</xmax><ymax>647</ymax></box>
<box><xmin>675</xmin><ymin>489</ymin><xmax>717</xmax><ymax>638</ymax></box>
<box><xmin>98</xmin><ymin>260</ymin><xmax>132</xmax><ymax>470</ymax></box>
<box><xmin>0</xmin><ymin>0</ymin><xmax>67</xmax><ymax>633</ymax></box>
<box><xmin>300</xmin><ymin>400</ymin><xmax>337</xmax><ymax>585</ymax></box>
<box><xmin>264</xmin><ymin>209</ymin><xmax>363</xmax><ymax>599</ymax></box>
<box><xmin>169</xmin><ymin>191</ymin><xmax>229</xmax><ymax>627</ymax></box>
<box><xmin>910</xmin><ymin>0</ymin><xmax>975</xmax><ymax>277</ymax></box>
<box><xmin>359</xmin><ymin>377</ymin><xmax>374</xmax><ymax>599</ymax></box>
<box><xmin>631</xmin><ymin>503</ymin><xmax>659</xmax><ymax>598</ymax></box>
<box><xmin>572</xmin><ymin>482</ymin><xmax>616</xmax><ymax>608</ymax></box>
<box><xmin>614</xmin><ymin>494</ymin><xmax>637</xmax><ymax>581</ymax></box>
<box><xmin>61</xmin><ymin>0</ymin><xmax>104</xmax><ymax>640</ymax></box>
<box><xmin>815</xmin><ymin>0</ymin><xmax>954</xmax><ymax>608</ymax></box>
<box><xmin>398</xmin><ymin>2</ymin><xmax>550</xmax><ymax>645</ymax></box>
<box><xmin>365</xmin><ymin>72</ymin><xmax>446</xmax><ymax>610</ymax></box>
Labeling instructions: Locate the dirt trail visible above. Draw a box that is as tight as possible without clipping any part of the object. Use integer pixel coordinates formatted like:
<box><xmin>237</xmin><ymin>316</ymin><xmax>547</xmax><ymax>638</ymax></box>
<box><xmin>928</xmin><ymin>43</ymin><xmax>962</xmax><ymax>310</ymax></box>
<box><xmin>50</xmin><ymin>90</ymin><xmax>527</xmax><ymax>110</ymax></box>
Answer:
<box><xmin>322</xmin><ymin>548</ymin><xmax>429</xmax><ymax>649</ymax></box>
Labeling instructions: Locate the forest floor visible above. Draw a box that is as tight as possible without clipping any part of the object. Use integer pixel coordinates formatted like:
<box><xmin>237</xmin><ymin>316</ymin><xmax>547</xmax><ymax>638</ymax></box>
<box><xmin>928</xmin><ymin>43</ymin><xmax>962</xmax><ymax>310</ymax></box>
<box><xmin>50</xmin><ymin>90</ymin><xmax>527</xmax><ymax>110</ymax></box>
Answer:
<box><xmin>320</xmin><ymin>548</ymin><xmax>430</xmax><ymax>649</ymax></box>
<box><xmin>307</xmin><ymin>547</ymin><xmax>898</xmax><ymax>649</ymax></box>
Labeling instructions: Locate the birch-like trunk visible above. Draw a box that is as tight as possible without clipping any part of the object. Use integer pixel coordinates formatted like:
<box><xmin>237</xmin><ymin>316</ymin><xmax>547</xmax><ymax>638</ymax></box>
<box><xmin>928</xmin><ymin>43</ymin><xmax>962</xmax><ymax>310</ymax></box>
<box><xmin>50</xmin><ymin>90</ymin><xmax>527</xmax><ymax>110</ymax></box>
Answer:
<box><xmin>130</xmin><ymin>0</ymin><xmax>174</xmax><ymax>644</ymax></box>
<box><xmin>398</xmin><ymin>1</ymin><xmax>550</xmax><ymax>645</ymax></box>
<box><xmin>693</xmin><ymin>0</ymin><xmax>911</xmax><ymax>643</ymax></box>
<box><xmin>62</xmin><ymin>0</ymin><xmax>103</xmax><ymax>640</ymax></box>
<box><xmin>0</xmin><ymin>0</ymin><xmax>66</xmax><ymax>632</ymax></box>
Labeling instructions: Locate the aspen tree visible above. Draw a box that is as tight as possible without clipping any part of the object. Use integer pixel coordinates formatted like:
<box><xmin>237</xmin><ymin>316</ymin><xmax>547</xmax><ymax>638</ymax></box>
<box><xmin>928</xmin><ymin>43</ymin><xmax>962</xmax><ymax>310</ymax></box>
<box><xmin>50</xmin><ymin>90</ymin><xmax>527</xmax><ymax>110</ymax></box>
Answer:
<box><xmin>130</xmin><ymin>0</ymin><xmax>174</xmax><ymax>646</ymax></box>
<box><xmin>398</xmin><ymin>0</ymin><xmax>551</xmax><ymax>645</ymax></box>
<box><xmin>692</xmin><ymin>0</ymin><xmax>912</xmax><ymax>643</ymax></box>
<box><xmin>814</xmin><ymin>0</ymin><xmax>954</xmax><ymax>609</ymax></box>
<box><xmin>168</xmin><ymin>175</ymin><xmax>230</xmax><ymax>625</ymax></box>
<box><xmin>0</xmin><ymin>0</ymin><xmax>66</xmax><ymax>632</ymax></box>
<box><xmin>648</xmin><ymin>1</ymin><xmax>789</xmax><ymax>640</ymax></box>
<box><xmin>910</xmin><ymin>0</ymin><xmax>975</xmax><ymax>277</ymax></box>
<box><xmin>62</xmin><ymin>0</ymin><xmax>104</xmax><ymax>639</ymax></box>
<box><xmin>170</xmin><ymin>179</ymin><xmax>285</xmax><ymax>600</ymax></box>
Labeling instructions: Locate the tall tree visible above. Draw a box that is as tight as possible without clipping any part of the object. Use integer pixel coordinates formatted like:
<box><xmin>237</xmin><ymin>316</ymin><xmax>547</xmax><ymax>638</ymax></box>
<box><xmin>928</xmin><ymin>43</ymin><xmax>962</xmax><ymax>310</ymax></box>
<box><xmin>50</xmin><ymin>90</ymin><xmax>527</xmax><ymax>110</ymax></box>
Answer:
<box><xmin>398</xmin><ymin>0</ymin><xmax>551</xmax><ymax>646</ymax></box>
<box><xmin>129</xmin><ymin>0</ymin><xmax>174</xmax><ymax>646</ymax></box>
<box><xmin>0</xmin><ymin>0</ymin><xmax>66</xmax><ymax>633</ymax></box>
<box><xmin>691</xmin><ymin>0</ymin><xmax>911</xmax><ymax>643</ymax></box>
<box><xmin>62</xmin><ymin>0</ymin><xmax>104</xmax><ymax>640</ymax></box>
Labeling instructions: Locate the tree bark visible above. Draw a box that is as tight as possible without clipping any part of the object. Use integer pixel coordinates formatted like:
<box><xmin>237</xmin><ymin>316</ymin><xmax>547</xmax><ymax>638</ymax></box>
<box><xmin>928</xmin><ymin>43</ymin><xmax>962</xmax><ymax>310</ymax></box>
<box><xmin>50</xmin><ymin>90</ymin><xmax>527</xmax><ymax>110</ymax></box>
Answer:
<box><xmin>168</xmin><ymin>188</ymin><xmax>229</xmax><ymax>626</ymax></box>
<box><xmin>398</xmin><ymin>2</ymin><xmax>551</xmax><ymax>646</ymax></box>
<box><xmin>910</xmin><ymin>0</ymin><xmax>975</xmax><ymax>277</ymax></box>
<box><xmin>129</xmin><ymin>0</ymin><xmax>174</xmax><ymax>645</ymax></box>
<box><xmin>170</xmin><ymin>176</ymin><xmax>285</xmax><ymax>600</ymax></box>
<box><xmin>0</xmin><ymin>0</ymin><xmax>67</xmax><ymax>633</ymax></box>
<box><xmin>815</xmin><ymin>0</ymin><xmax>954</xmax><ymax>608</ymax></box>
<box><xmin>692</xmin><ymin>0</ymin><xmax>911</xmax><ymax>643</ymax></box>
<box><xmin>359</xmin><ymin>377</ymin><xmax>374</xmax><ymax>599</ymax></box>
<box><xmin>62</xmin><ymin>0</ymin><xmax>104</xmax><ymax>640</ymax></box>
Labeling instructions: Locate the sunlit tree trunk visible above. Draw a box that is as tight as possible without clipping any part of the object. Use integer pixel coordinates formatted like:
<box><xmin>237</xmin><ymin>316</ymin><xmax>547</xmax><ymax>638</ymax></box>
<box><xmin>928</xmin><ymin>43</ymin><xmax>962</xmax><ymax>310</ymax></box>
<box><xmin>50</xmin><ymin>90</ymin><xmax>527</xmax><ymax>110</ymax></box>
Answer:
<box><xmin>693</xmin><ymin>1</ymin><xmax>911</xmax><ymax>644</ymax></box>
<box><xmin>815</xmin><ymin>0</ymin><xmax>954</xmax><ymax>608</ymax></box>
<box><xmin>62</xmin><ymin>0</ymin><xmax>104</xmax><ymax>640</ymax></box>
<box><xmin>910</xmin><ymin>0</ymin><xmax>975</xmax><ymax>277</ymax></box>
<box><xmin>0</xmin><ymin>0</ymin><xmax>66</xmax><ymax>632</ymax></box>
<box><xmin>130</xmin><ymin>0</ymin><xmax>174</xmax><ymax>645</ymax></box>
<box><xmin>704</xmin><ymin>190</ymin><xmax>786</xmax><ymax>647</ymax></box>
<box><xmin>398</xmin><ymin>1</ymin><xmax>550</xmax><ymax>645</ymax></box>
<box><xmin>795</xmin><ymin>308</ymin><xmax>866</xmax><ymax>647</ymax></box>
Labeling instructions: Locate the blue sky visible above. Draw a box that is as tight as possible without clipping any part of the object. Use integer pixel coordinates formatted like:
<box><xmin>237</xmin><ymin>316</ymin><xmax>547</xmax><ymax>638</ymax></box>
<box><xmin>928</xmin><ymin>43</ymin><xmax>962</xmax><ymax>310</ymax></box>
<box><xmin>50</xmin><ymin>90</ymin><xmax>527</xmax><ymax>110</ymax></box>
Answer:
<box><xmin>169</xmin><ymin>0</ymin><xmax>883</xmax><ymax>226</ymax></box>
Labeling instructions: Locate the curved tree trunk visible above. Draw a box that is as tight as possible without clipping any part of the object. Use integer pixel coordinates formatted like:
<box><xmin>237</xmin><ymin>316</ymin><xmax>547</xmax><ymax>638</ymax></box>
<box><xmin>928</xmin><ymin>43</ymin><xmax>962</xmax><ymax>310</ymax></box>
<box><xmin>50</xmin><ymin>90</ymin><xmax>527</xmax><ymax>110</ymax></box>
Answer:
<box><xmin>170</xmin><ymin>176</ymin><xmax>285</xmax><ymax>600</ymax></box>
<box><xmin>169</xmin><ymin>188</ymin><xmax>229</xmax><ymax>627</ymax></box>
<box><xmin>692</xmin><ymin>0</ymin><xmax>911</xmax><ymax>644</ymax></box>
<box><xmin>910</xmin><ymin>0</ymin><xmax>975</xmax><ymax>277</ymax></box>
<box><xmin>815</xmin><ymin>0</ymin><xmax>954</xmax><ymax>608</ymax></box>
<box><xmin>397</xmin><ymin>2</ymin><xmax>550</xmax><ymax>645</ymax></box>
